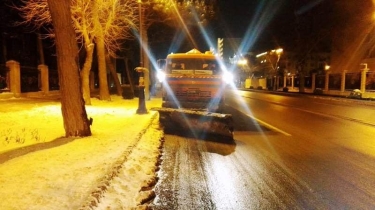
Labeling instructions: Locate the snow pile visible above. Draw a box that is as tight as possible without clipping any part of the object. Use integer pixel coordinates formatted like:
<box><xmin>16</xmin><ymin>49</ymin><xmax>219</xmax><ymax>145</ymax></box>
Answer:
<box><xmin>0</xmin><ymin>96</ymin><xmax>163</xmax><ymax>210</ymax></box>
<box><xmin>89</xmin><ymin>118</ymin><xmax>163</xmax><ymax>209</ymax></box>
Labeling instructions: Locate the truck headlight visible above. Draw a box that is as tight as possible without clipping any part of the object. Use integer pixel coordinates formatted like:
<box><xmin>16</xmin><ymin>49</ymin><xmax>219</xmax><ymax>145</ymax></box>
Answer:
<box><xmin>222</xmin><ymin>71</ymin><xmax>234</xmax><ymax>84</ymax></box>
<box><xmin>157</xmin><ymin>71</ymin><xmax>166</xmax><ymax>82</ymax></box>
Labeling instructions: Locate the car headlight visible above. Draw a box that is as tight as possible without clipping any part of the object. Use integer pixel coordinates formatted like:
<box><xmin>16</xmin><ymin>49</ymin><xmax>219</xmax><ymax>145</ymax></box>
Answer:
<box><xmin>157</xmin><ymin>71</ymin><xmax>166</xmax><ymax>82</ymax></box>
<box><xmin>222</xmin><ymin>71</ymin><xmax>234</xmax><ymax>84</ymax></box>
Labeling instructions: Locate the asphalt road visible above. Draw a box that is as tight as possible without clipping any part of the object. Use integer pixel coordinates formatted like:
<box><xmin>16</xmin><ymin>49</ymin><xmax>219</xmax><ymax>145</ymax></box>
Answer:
<box><xmin>150</xmin><ymin>90</ymin><xmax>375</xmax><ymax>209</ymax></box>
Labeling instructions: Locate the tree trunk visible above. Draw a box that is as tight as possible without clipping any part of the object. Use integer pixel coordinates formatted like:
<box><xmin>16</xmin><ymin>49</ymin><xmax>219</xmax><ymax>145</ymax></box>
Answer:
<box><xmin>47</xmin><ymin>0</ymin><xmax>91</xmax><ymax>137</ymax></box>
<box><xmin>80</xmin><ymin>43</ymin><xmax>94</xmax><ymax>105</ymax></box>
<box><xmin>92</xmin><ymin>0</ymin><xmax>110</xmax><ymax>101</ymax></box>
<box><xmin>141</xmin><ymin>19</ymin><xmax>150</xmax><ymax>100</ymax></box>
<box><xmin>273</xmin><ymin>75</ymin><xmax>278</xmax><ymax>91</ymax></box>
<box><xmin>37</xmin><ymin>32</ymin><xmax>45</xmax><ymax>65</ymax></box>
<box><xmin>105</xmin><ymin>54</ymin><xmax>122</xmax><ymax>96</ymax></box>
<box><xmin>96</xmin><ymin>34</ymin><xmax>111</xmax><ymax>100</ymax></box>
<box><xmin>124</xmin><ymin>57</ymin><xmax>135</xmax><ymax>96</ymax></box>
<box><xmin>299</xmin><ymin>72</ymin><xmax>306</xmax><ymax>93</ymax></box>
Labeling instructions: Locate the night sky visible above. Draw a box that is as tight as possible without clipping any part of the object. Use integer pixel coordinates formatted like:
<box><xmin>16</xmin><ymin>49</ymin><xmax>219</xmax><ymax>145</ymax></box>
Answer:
<box><xmin>1</xmin><ymin>0</ymin><xmax>330</xmax><ymax>62</ymax></box>
<box><xmin>152</xmin><ymin>0</ymin><xmax>294</xmax><ymax>57</ymax></box>
<box><xmin>160</xmin><ymin>0</ymin><xmax>297</xmax><ymax>57</ymax></box>
<box><xmin>215</xmin><ymin>0</ymin><xmax>295</xmax><ymax>52</ymax></box>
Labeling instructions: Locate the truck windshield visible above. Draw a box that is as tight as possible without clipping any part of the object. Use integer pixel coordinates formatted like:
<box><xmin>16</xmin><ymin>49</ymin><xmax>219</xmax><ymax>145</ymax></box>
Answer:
<box><xmin>166</xmin><ymin>58</ymin><xmax>220</xmax><ymax>75</ymax></box>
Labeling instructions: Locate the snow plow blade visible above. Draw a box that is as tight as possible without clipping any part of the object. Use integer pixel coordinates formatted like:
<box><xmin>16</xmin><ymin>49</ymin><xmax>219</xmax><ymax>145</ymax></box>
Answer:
<box><xmin>151</xmin><ymin>107</ymin><xmax>234</xmax><ymax>139</ymax></box>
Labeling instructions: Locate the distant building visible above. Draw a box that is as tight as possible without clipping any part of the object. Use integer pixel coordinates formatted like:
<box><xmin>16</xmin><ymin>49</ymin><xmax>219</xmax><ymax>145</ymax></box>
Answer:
<box><xmin>280</xmin><ymin>52</ymin><xmax>331</xmax><ymax>76</ymax></box>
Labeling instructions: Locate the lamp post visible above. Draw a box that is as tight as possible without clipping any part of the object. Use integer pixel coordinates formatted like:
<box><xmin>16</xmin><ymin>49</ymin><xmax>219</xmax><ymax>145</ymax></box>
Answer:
<box><xmin>275</xmin><ymin>48</ymin><xmax>283</xmax><ymax>90</ymax></box>
<box><xmin>138</xmin><ymin>1</ymin><xmax>144</xmax><ymax>68</ymax></box>
<box><xmin>271</xmin><ymin>48</ymin><xmax>283</xmax><ymax>90</ymax></box>
<box><xmin>135</xmin><ymin>67</ymin><xmax>148</xmax><ymax>114</ymax></box>
<box><xmin>138</xmin><ymin>0</ymin><xmax>150</xmax><ymax>100</ymax></box>
<box><xmin>360</xmin><ymin>63</ymin><xmax>368</xmax><ymax>93</ymax></box>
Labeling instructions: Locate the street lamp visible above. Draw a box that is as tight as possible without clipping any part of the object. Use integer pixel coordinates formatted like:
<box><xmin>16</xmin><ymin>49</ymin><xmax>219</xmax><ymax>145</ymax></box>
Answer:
<box><xmin>238</xmin><ymin>58</ymin><xmax>247</xmax><ymax>65</ymax></box>
<box><xmin>135</xmin><ymin>67</ymin><xmax>148</xmax><ymax>114</ymax></box>
<box><xmin>255</xmin><ymin>48</ymin><xmax>283</xmax><ymax>90</ymax></box>
<box><xmin>256</xmin><ymin>52</ymin><xmax>267</xmax><ymax>58</ymax></box>
<box><xmin>272</xmin><ymin>48</ymin><xmax>283</xmax><ymax>65</ymax></box>
<box><xmin>360</xmin><ymin>63</ymin><xmax>368</xmax><ymax>71</ymax></box>
<box><xmin>275</xmin><ymin>48</ymin><xmax>283</xmax><ymax>54</ymax></box>
<box><xmin>138</xmin><ymin>1</ymin><xmax>144</xmax><ymax>67</ymax></box>
<box><xmin>272</xmin><ymin>48</ymin><xmax>283</xmax><ymax>90</ymax></box>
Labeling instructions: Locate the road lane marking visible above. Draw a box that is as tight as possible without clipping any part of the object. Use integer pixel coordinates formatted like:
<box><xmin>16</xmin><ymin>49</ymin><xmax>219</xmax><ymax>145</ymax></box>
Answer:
<box><xmin>244</xmin><ymin>113</ymin><xmax>292</xmax><ymax>136</ymax></box>
<box><xmin>228</xmin><ymin>103</ymin><xmax>293</xmax><ymax>136</ymax></box>
<box><xmin>225</xmin><ymin>101</ymin><xmax>292</xmax><ymax>137</ymax></box>
<box><xmin>293</xmin><ymin>107</ymin><xmax>375</xmax><ymax>128</ymax></box>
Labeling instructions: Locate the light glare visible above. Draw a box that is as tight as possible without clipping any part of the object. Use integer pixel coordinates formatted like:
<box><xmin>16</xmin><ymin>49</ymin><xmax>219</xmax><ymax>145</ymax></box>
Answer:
<box><xmin>156</xmin><ymin>71</ymin><xmax>166</xmax><ymax>82</ymax></box>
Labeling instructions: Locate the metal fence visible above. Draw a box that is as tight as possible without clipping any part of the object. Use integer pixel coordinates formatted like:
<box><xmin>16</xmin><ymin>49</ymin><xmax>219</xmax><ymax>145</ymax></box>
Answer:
<box><xmin>345</xmin><ymin>73</ymin><xmax>361</xmax><ymax>90</ymax></box>
<box><xmin>366</xmin><ymin>71</ymin><xmax>375</xmax><ymax>90</ymax></box>
<box><xmin>0</xmin><ymin>64</ymin><xmax>59</xmax><ymax>93</ymax></box>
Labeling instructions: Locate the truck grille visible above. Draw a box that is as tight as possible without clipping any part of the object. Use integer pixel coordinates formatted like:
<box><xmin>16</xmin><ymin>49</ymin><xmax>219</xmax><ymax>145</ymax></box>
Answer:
<box><xmin>175</xmin><ymin>89</ymin><xmax>211</xmax><ymax>98</ymax></box>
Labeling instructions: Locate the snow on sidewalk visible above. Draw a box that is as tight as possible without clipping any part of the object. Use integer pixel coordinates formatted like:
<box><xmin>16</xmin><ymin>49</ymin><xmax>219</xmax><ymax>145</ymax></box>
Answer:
<box><xmin>0</xmin><ymin>96</ymin><xmax>163</xmax><ymax>210</ymax></box>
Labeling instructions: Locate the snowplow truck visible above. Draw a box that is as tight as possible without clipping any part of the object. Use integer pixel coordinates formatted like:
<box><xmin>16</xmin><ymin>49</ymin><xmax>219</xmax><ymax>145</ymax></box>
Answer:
<box><xmin>152</xmin><ymin>49</ymin><xmax>234</xmax><ymax>139</ymax></box>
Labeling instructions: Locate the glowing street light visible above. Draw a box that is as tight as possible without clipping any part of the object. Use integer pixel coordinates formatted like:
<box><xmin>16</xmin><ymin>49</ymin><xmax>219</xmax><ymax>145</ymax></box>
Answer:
<box><xmin>256</xmin><ymin>52</ymin><xmax>267</xmax><ymax>57</ymax></box>
<box><xmin>275</xmin><ymin>48</ymin><xmax>283</xmax><ymax>54</ymax></box>
<box><xmin>274</xmin><ymin>48</ymin><xmax>283</xmax><ymax>66</ymax></box>
<box><xmin>238</xmin><ymin>59</ymin><xmax>248</xmax><ymax>65</ymax></box>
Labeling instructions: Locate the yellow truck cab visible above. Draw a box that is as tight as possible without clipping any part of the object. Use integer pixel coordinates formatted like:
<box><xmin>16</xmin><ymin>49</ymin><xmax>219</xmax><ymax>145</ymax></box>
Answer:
<box><xmin>158</xmin><ymin>48</ymin><xmax>231</xmax><ymax>112</ymax></box>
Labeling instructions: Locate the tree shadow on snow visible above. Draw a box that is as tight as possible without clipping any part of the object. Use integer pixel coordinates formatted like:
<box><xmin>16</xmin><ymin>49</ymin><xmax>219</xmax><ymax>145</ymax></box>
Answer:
<box><xmin>0</xmin><ymin>136</ymin><xmax>79</xmax><ymax>164</ymax></box>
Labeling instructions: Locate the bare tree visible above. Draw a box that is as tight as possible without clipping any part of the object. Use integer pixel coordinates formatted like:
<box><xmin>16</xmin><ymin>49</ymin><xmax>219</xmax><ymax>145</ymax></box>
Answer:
<box><xmin>70</xmin><ymin>0</ymin><xmax>96</xmax><ymax>104</ymax></box>
<box><xmin>46</xmin><ymin>0</ymin><xmax>91</xmax><ymax>137</ymax></box>
<box><xmin>17</xmin><ymin>0</ymin><xmax>138</xmax><ymax>103</ymax></box>
<box><xmin>16</xmin><ymin>0</ymin><xmax>215</xmax><ymax>102</ymax></box>
<box><xmin>91</xmin><ymin>0</ymin><xmax>138</xmax><ymax>100</ymax></box>
<box><xmin>290</xmin><ymin>0</ymin><xmax>333</xmax><ymax>92</ymax></box>
<box><xmin>256</xmin><ymin>49</ymin><xmax>283</xmax><ymax>90</ymax></box>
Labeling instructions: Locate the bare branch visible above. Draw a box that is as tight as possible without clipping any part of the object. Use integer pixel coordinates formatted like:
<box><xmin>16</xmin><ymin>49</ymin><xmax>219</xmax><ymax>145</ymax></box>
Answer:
<box><xmin>14</xmin><ymin>0</ymin><xmax>51</xmax><ymax>31</ymax></box>
<box><xmin>15</xmin><ymin>0</ymin><xmax>139</xmax><ymax>57</ymax></box>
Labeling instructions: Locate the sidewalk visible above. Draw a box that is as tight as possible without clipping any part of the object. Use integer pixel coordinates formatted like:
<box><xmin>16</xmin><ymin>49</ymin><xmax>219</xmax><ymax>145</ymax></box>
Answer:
<box><xmin>240</xmin><ymin>86</ymin><xmax>375</xmax><ymax>100</ymax></box>
<box><xmin>0</xmin><ymin>95</ymin><xmax>163</xmax><ymax>209</ymax></box>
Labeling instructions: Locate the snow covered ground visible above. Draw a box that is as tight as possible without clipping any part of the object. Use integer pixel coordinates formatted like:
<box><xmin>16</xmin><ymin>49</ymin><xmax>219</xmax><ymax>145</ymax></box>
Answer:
<box><xmin>0</xmin><ymin>95</ymin><xmax>163</xmax><ymax>210</ymax></box>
